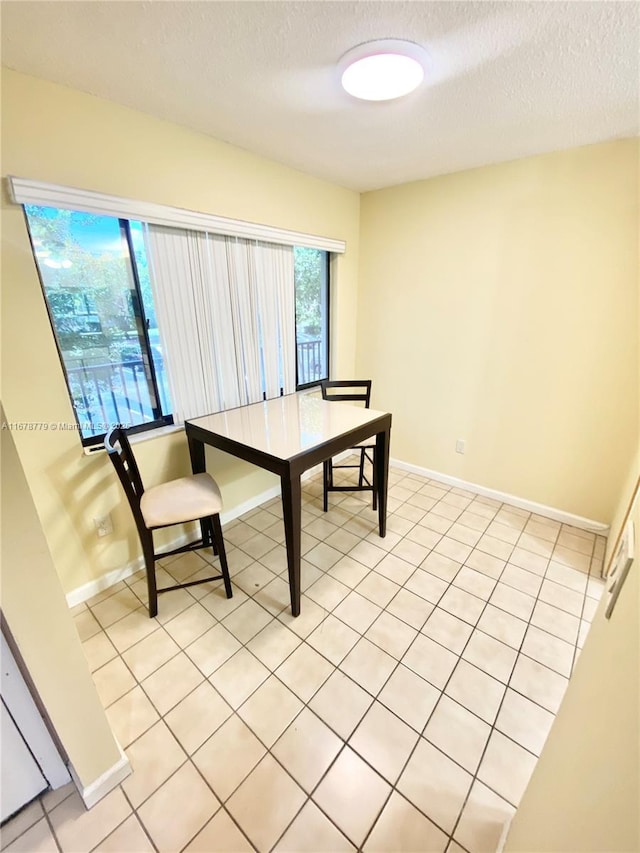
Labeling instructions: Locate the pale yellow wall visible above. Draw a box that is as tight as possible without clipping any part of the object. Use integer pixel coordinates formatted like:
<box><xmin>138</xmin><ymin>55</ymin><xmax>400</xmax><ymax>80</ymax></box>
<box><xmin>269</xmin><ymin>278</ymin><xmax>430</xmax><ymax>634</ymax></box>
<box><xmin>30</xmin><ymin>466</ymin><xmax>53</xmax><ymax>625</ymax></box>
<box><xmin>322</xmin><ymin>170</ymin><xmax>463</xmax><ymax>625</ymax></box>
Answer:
<box><xmin>505</xmin><ymin>446</ymin><xmax>640</xmax><ymax>852</ymax></box>
<box><xmin>1</xmin><ymin>68</ymin><xmax>360</xmax><ymax>594</ymax></box>
<box><xmin>1</xmin><ymin>413</ymin><xmax>123</xmax><ymax>787</ymax></box>
<box><xmin>358</xmin><ymin>140</ymin><xmax>639</xmax><ymax>522</ymax></box>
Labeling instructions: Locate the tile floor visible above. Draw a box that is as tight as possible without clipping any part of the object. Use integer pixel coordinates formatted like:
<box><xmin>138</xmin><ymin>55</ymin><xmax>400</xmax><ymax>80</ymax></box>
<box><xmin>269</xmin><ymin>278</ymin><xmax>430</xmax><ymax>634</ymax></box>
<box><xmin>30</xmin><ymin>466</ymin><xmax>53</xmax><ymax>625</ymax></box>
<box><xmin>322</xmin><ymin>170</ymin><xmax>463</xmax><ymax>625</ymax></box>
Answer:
<box><xmin>1</xmin><ymin>463</ymin><xmax>606</xmax><ymax>853</ymax></box>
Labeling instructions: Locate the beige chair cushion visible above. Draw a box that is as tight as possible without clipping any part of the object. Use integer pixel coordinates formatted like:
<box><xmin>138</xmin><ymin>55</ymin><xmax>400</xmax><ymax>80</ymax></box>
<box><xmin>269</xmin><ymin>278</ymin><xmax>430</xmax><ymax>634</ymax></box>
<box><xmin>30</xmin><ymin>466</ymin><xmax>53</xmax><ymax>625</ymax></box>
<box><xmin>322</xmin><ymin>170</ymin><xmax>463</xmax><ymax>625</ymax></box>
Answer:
<box><xmin>140</xmin><ymin>472</ymin><xmax>223</xmax><ymax>529</ymax></box>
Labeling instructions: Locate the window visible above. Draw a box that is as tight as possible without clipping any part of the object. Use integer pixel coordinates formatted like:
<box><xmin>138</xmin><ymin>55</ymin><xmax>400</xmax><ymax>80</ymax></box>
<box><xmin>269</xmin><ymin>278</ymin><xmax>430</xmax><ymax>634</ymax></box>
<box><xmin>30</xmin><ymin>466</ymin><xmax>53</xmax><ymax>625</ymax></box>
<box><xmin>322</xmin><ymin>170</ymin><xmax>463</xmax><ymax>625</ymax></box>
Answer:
<box><xmin>23</xmin><ymin>205</ymin><xmax>330</xmax><ymax>445</ymax></box>
<box><xmin>24</xmin><ymin>206</ymin><xmax>171</xmax><ymax>446</ymax></box>
<box><xmin>294</xmin><ymin>247</ymin><xmax>329</xmax><ymax>388</ymax></box>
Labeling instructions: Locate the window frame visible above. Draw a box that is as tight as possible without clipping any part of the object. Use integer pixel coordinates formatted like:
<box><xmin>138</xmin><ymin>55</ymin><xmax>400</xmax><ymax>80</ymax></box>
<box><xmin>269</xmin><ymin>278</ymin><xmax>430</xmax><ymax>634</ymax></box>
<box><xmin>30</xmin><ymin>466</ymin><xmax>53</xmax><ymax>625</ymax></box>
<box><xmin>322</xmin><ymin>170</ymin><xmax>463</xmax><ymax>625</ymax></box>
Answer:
<box><xmin>294</xmin><ymin>249</ymin><xmax>331</xmax><ymax>391</ymax></box>
<box><xmin>23</xmin><ymin>209</ymin><xmax>173</xmax><ymax>448</ymax></box>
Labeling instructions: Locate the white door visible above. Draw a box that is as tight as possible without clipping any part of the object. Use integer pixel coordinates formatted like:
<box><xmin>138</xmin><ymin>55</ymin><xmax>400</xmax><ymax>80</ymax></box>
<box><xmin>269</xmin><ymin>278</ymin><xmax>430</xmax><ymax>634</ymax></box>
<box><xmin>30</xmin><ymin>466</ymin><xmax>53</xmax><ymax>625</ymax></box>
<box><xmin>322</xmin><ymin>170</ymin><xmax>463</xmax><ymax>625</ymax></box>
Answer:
<box><xmin>1</xmin><ymin>700</ymin><xmax>48</xmax><ymax>821</ymax></box>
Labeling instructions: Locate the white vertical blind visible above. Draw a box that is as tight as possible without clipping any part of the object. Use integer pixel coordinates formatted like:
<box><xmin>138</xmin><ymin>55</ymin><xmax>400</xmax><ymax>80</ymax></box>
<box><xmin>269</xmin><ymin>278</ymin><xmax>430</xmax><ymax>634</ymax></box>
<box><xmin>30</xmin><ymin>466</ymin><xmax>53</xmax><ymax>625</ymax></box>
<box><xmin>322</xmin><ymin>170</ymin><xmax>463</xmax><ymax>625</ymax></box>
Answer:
<box><xmin>144</xmin><ymin>224</ymin><xmax>296</xmax><ymax>423</ymax></box>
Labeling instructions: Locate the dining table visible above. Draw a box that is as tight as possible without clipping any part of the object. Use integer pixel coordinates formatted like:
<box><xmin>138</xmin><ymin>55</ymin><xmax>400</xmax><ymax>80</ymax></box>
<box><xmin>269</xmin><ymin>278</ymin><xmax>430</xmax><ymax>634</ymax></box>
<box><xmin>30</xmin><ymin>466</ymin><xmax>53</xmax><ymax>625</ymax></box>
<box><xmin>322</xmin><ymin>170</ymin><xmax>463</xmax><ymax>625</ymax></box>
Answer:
<box><xmin>185</xmin><ymin>392</ymin><xmax>392</xmax><ymax>616</ymax></box>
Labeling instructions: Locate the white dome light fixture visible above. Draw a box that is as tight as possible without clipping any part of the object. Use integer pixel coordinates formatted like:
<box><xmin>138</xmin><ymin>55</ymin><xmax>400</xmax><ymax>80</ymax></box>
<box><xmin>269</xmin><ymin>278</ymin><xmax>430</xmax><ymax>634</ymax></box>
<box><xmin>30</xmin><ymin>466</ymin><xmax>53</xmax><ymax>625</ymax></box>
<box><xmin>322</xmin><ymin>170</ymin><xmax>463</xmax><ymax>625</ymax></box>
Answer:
<box><xmin>340</xmin><ymin>39</ymin><xmax>427</xmax><ymax>102</ymax></box>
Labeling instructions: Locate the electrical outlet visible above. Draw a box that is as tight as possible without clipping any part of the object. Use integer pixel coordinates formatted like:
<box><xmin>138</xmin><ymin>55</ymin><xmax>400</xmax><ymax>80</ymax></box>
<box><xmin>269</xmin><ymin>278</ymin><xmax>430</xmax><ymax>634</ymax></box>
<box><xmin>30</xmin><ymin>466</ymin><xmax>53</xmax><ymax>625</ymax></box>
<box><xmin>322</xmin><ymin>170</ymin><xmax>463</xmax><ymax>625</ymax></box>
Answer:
<box><xmin>456</xmin><ymin>439</ymin><xmax>465</xmax><ymax>454</ymax></box>
<box><xmin>94</xmin><ymin>514</ymin><xmax>113</xmax><ymax>538</ymax></box>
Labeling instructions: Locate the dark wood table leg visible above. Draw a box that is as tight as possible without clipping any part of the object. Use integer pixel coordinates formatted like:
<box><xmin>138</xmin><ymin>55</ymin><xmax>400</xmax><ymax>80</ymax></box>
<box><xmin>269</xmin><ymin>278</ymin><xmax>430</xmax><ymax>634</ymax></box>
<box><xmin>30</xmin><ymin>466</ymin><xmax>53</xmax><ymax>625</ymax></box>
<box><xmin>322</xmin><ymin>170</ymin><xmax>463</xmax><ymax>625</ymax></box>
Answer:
<box><xmin>281</xmin><ymin>470</ymin><xmax>302</xmax><ymax>616</ymax></box>
<box><xmin>376</xmin><ymin>427</ymin><xmax>390</xmax><ymax>537</ymax></box>
<box><xmin>187</xmin><ymin>434</ymin><xmax>212</xmax><ymax>548</ymax></box>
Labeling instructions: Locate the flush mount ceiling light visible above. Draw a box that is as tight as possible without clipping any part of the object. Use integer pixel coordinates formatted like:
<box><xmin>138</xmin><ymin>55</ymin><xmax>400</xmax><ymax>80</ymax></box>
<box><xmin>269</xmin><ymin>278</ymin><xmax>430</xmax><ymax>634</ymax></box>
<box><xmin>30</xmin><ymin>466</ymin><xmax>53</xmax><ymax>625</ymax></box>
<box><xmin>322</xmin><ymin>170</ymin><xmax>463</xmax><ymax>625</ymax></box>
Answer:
<box><xmin>340</xmin><ymin>39</ymin><xmax>427</xmax><ymax>102</ymax></box>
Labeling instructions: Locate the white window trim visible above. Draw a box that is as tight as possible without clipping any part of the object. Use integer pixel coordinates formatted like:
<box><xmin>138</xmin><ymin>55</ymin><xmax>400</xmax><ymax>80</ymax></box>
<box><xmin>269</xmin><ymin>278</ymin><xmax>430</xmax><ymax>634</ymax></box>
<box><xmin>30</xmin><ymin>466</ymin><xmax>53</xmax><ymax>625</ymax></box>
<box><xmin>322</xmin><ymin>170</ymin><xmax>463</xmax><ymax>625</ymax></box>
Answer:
<box><xmin>7</xmin><ymin>176</ymin><xmax>346</xmax><ymax>254</ymax></box>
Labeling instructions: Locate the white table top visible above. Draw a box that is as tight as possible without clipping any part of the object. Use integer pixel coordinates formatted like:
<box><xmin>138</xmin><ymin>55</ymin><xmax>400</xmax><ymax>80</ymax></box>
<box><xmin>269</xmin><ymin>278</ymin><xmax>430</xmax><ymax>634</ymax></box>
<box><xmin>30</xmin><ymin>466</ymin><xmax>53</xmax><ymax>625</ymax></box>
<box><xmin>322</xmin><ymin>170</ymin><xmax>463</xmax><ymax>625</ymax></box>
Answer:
<box><xmin>187</xmin><ymin>393</ymin><xmax>389</xmax><ymax>460</ymax></box>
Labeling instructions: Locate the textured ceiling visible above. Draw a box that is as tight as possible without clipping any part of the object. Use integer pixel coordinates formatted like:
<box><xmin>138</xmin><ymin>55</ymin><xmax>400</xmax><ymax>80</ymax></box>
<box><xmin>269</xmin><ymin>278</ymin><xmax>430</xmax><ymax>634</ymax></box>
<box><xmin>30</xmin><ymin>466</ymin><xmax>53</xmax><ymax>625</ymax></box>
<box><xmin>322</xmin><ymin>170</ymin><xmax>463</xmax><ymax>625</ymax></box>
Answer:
<box><xmin>2</xmin><ymin>1</ymin><xmax>638</xmax><ymax>191</ymax></box>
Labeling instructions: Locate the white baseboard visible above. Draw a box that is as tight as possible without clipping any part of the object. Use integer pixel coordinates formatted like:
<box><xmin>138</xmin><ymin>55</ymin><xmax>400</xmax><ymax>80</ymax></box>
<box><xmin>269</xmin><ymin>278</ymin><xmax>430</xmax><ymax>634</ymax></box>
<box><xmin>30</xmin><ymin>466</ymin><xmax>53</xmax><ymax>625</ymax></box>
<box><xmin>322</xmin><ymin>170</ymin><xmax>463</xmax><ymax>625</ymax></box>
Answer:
<box><xmin>69</xmin><ymin>745</ymin><xmax>131</xmax><ymax>809</ymax></box>
<box><xmin>391</xmin><ymin>457</ymin><xmax>609</xmax><ymax>534</ymax></box>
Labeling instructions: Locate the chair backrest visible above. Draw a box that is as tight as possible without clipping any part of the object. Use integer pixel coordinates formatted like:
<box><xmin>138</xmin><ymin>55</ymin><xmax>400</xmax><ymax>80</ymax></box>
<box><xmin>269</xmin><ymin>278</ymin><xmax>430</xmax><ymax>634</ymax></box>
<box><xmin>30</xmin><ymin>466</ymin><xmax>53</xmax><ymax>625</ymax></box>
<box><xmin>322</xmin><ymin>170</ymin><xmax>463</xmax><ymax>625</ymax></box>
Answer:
<box><xmin>320</xmin><ymin>379</ymin><xmax>372</xmax><ymax>408</ymax></box>
<box><xmin>104</xmin><ymin>427</ymin><xmax>146</xmax><ymax>528</ymax></box>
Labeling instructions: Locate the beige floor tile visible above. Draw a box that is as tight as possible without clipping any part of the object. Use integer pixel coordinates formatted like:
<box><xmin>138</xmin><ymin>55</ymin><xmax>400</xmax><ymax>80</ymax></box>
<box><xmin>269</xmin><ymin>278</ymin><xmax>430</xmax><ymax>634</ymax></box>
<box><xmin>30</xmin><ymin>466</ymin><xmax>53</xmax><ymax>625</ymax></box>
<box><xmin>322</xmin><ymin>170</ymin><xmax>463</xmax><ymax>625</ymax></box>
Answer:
<box><xmin>465</xmin><ymin>551</ymin><xmax>506</xmax><ymax>580</ymax></box>
<box><xmin>354</xmin><ymin>572</ymin><xmax>400</xmax><ymax>608</ymax></box>
<box><xmin>531</xmin><ymin>600</ymin><xmax>580</xmax><ymax>644</ymax></box>
<box><xmin>184</xmin><ymin>809</ymin><xmax>253</xmax><ymax>851</ymax></box>
<box><xmin>122</xmin><ymin>719</ymin><xmax>187</xmax><ymax>807</ymax></box>
<box><xmin>90</xmin><ymin>588</ymin><xmax>143</xmax><ymax>628</ymax></box>
<box><xmin>402</xmin><ymin>634</ymin><xmax>457</xmax><ymax>690</ymax></box>
<box><xmin>517</xmin><ymin>533</ymin><xmax>553</xmax><ymax>559</ymax></box>
<box><xmin>309</xmin><ymin>670</ymin><xmax>373</xmax><ymax>739</ymax></box>
<box><xmin>421</xmin><ymin>608</ymin><xmax>473</xmax><ymax>655</ymax></box>
<box><xmin>445</xmin><ymin>660</ymin><xmax>505</xmax><ymax>724</ymax></box>
<box><xmin>154</xmin><ymin>588</ymin><xmax>198</xmax><ymax>624</ymax></box>
<box><xmin>307</xmin><ymin>614</ymin><xmax>360</xmax><ymax>664</ymax></box>
<box><xmin>450</xmin><ymin>524</ymin><xmax>485</xmax><ymax>549</ymax></box>
<box><xmin>137</xmin><ymin>761</ymin><xmax>219</xmax><ymax>853</ymax></box>
<box><xmin>547</xmin><ymin>558</ymin><xmax>590</xmax><ymax>591</ymax></box>
<box><xmin>435</xmin><ymin>536</ymin><xmax>473</xmax><ymax>564</ymax></box>
<box><xmin>405</xmin><ymin>568</ymin><xmax>448</xmax><ymax>605</ymax></box>
<box><xmin>4</xmin><ymin>819</ymin><xmax>58</xmax><ymax>853</ymax></box>
<box><xmin>222</xmin><ymin>598</ymin><xmax>273</xmax><ymax>643</ymax></box>
<box><xmin>364</xmin><ymin>791</ymin><xmax>448</xmax><ymax>852</ymax></box>
<box><xmin>226</xmin><ymin>755</ymin><xmax>306</xmax><ymax>852</ymax></box>
<box><xmin>193</xmin><ymin>714</ymin><xmax>266</xmax><ymax>801</ymax></box>
<box><xmin>586</xmin><ymin>575</ymin><xmax>606</xmax><ymax>600</ymax></box>
<box><xmin>274</xmin><ymin>800</ymin><xmax>355</xmax><ymax>852</ymax></box>
<box><xmin>164</xmin><ymin>551</ymin><xmax>209</xmax><ymax>582</ymax></box>
<box><xmin>463</xmin><ymin>631</ymin><xmax>517</xmax><ymax>684</ymax></box>
<box><xmin>508</xmin><ymin>546</ymin><xmax>548</xmax><ymax>576</ymax></box>
<box><xmin>41</xmin><ymin>782</ymin><xmax>75</xmax><ymax>814</ymax></box>
<box><xmin>476</xmin><ymin>534</ymin><xmax>514</xmax><ymax>561</ymax></box>
<box><xmin>328</xmin><ymin>555</ymin><xmax>371</xmax><ymax>589</ymax></box>
<box><xmin>340</xmin><ymin>638</ymin><xmax>397</xmax><ymax>695</ymax></box>
<box><xmin>521</xmin><ymin>625</ymin><xmax>575</xmax><ymax>677</ymax></box>
<box><xmin>306</xmin><ymin>574</ymin><xmax>351</xmax><ymax>610</ymax></box>
<box><xmin>495</xmin><ymin>689</ymin><xmax>555</xmax><ymax>755</ymax></box>
<box><xmin>453</xmin><ymin>567</ymin><xmax>496</xmax><ymax>601</ymax></box>
<box><xmin>525</xmin><ymin>518</ymin><xmax>560</xmax><ymax>543</ymax></box>
<box><xmin>456</xmin><ymin>511</ymin><xmax>491</xmax><ymax>533</ymax></box>
<box><xmin>439</xmin><ymin>586</ymin><xmax>484</xmax><ymax>626</ymax></box>
<box><xmin>165</xmin><ymin>681</ymin><xmax>232</xmax><ymax>754</ymax></box>
<box><xmin>378</xmin><ymin>664</ymin><xmax>440</xmax><ymax>733</ymax></box>
<box><xmin>0</xmin><ymin>799</ymin><xmax>44</xmax><ymax>848</ymax></box>
<box><xmin>349</xmin><ymin>702</ymin><xmax>418</xmax><ymax>784</ymax></box>
<box><xmin>485</xmin><ymin>521</ymin><xmax>520</xmax><ymax>545</ymax></box>
<box><xmin>386</xmin><ymin>588</ymin><xmax>434</xmax><ymax>629</ymax></box>
<box><xmin>93</xmin><ymin>657</ymin><xmax>137</xmax><ymax>708</ymax></box>
<box><xmin>253</xmin><ymin>576</ymin><xmax>292</xmax><ymax>615</ymax></box>
<box><xmin>326</xmin><ymin>527</ymin><xmax>362</xmax><ymax>554</ymax></box>
<box><xmin>184</xmin><ymin>623</ymin><xmax>242</xmax><ymax>677</ymax></box>
<box><xmin>476</xmin><ymin>605</ymin><xmax>527</xmax><ymax>650</ymax></box>
<box><xmin>333</xmin><ymin>591</ymin><xmax>382</xmax><ymax>634</ymax></box>
<box><xmin>95</xmin><ymin>814</ymin><xmax>154</xmax><ymax>852</ymax></box>
<box><xmin>582</xmin><ymin>596</ymin><xmax>598</xmax><ymax>623</ymax></box>
<box><xmin>106</xmin><ymin>686</ymin><xmax>160</xmax><ymax>748</ymax></box>
<box><xmin>365</xmin><ymin>611</ymin><xmax>418</xmax><ymax>660</ymax></box>
<box><xmin>82</xmin><ymin>631</ymin><xmax>118</xmax><ymax>673</ymax></box>
<box><xmin>48</xmin><ymin>788</ymin><xmax>131</xmax><ymax>853</ymax></box>
<box><xmin>489</xmin><ymin>583</ymin><xmax>536</xmax><ymax>621</ymax></box>
<box><xmin>277</xmin><ymin>595</ymin><xmax>328</xmax><ymax>638</ymax></box>
<box><xmin>538</xmin><ymin>578</ymin><xmax>583</xmax><ymax>616</ymax></box>
<box><xmin>348</xmin><ymin>540</ymin><xmax>387</xmax><ymax>569</ymax></box>
<box><xmin>477</xmin><ymin>730</ymin><xmax>537</xmax><ymax>806</ymax></box>
<box><xmin>141</xmin><ymin>651</ymin><xmax>204</xmax><ymax>715</ymax></box>
<box><xmin>73</xmin><ymin>609</ymin><xmax>102</xmax><ymax>642</ymax></box>
<box><xmin>163</xmin><ymin>602</ymin><xmax>217</xmax><ymax>647</ymax></box>
<box><xmin>272</xmin><ymin>707</ymin><xmax>343</xmax><ymax>793</ymax></box>
<box><xmin>551</xmin><ymin>545</ymin><xmax>591</xmax><ymax>573</ymax></box>
<box><xmin>509</xmin><ymin>655</ymin><xmax>569</xmax><ymax>714</ymax></box>
<box><xmin>246</xmin><ymin>620</ymin><xmax>301</xmax><ymax>669</ymax></box>
<box><xmin>500</xmin><ymin>565</ymin><xmax>543</xmax><ymax>598</ymax></box>
<box><xmin>397</xmin><ymin>739</ymin><xmax>472</xmax><ymax>834</ymax></box>
<box><xmin>238</xmin><ymin>675</ymin><xmax>303</xmax><ymax>747</ymax></box>
<box><xmin>379</xmin><ymin>549</ymin><xmax>422</xmax><ymax>582</ymax></box>
<box><xmin>424</xmin><ymin>696</ymin><xmax>490</xmax><ymax>774</ymax></box>
<box><xmin>313</xmin><ymin>747</ymin><xmax>391</xmax><ymax>847</ymax></box>
<box><xmin>200</xmin><ymin>585</ymin><xmax>249</xmax><ymax>620</ymax></box>
<box><xmin>105</xmin><ymin>608</ymin><xmax>159</xmax><ymax>653</ymax></box>
<box><xmin>232</xmin><ymin>562</ymin><xmax>277</xmax><ymax>596</ymax></box>
<box><xmin>276</xmin><ymin>643</ymin><xmax>334</xmax><ymax>702</ymax></box>
<box><xmin>209</xmin><ymin>648</ymin><xmax>270</xmax><ymax>709</ymax></box>
<box><xmin>408</xmin><ymin>525</ymin><xmax>447</xmax><ymax>551</ymax></box>
<box><xmin>454</xmin><ymin>781</ymin><xmax>515</xmax><ymax>853</ymax></box>
<box><xmin>121</xmin><ymin>628</ymin><xmax>181</xmax><ymax>682</ymax></box>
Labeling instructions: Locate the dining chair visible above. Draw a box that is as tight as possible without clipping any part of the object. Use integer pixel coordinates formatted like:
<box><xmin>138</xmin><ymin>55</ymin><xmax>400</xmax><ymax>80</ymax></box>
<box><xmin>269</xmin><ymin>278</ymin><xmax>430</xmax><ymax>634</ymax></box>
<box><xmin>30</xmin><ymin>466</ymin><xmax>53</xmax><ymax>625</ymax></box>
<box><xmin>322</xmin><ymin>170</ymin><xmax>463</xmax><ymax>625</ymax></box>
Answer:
<box><xmin>104</xmin><ymin>427</ymin><xmax>232</xmax><ymax>618</ymax></box>
<box><xmin>320</xmin><ymin>379</ymin><xmax>377</xmax><ymax>512</ymax></box>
